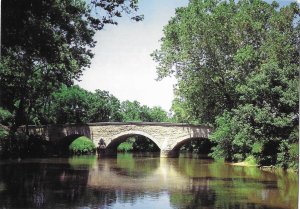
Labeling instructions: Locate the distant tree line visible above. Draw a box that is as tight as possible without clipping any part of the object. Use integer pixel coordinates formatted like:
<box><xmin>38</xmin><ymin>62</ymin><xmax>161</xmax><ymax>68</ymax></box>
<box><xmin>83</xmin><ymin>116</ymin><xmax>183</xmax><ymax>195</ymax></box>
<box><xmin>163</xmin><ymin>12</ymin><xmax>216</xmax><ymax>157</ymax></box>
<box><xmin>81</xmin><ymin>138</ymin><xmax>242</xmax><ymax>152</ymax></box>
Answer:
<box><xmin>0</xmin><ymin>83</ymin><xmax>170</xmax><ymax>157</ymax></box>
<box><xmin>152</xmin><ymin>0</ymin><xmax>299</xmax><ymax>169</ymax></box>
<box><xmin>33</xmin><ymin>84</ymin><xmax>170</xmax><ymax>125</ymax></box>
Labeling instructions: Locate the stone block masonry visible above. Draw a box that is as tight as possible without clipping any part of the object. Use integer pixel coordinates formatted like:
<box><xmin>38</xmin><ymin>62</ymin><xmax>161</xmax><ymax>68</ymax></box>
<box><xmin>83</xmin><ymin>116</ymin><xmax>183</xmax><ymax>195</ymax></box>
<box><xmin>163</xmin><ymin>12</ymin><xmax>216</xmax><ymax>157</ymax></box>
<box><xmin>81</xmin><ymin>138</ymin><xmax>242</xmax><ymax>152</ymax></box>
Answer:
<box><xmin>26</xmin><ymin>122</ymin><xmax>213</xmax><ymax>157</ymax></box>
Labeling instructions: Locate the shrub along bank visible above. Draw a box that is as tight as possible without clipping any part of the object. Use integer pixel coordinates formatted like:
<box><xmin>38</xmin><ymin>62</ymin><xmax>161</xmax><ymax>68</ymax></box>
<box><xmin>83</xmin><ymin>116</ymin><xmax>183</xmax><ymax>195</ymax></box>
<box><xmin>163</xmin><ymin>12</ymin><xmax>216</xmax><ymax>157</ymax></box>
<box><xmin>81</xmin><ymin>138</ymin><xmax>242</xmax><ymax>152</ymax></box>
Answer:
<box><xmin>69</xmin><ymin>136</ymin><xmax>96</xmax><ymax>155</ymax></box>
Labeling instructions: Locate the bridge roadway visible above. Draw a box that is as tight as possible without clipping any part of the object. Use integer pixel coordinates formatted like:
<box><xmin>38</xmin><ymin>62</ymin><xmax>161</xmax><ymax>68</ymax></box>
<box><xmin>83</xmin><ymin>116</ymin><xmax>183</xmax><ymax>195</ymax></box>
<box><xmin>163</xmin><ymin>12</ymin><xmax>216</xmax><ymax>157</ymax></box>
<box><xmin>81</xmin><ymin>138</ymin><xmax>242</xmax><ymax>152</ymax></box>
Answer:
<box><xmin>26</xmin><ymin>122</ymin><xmax>212</xmax><ymax>157</ymax></box>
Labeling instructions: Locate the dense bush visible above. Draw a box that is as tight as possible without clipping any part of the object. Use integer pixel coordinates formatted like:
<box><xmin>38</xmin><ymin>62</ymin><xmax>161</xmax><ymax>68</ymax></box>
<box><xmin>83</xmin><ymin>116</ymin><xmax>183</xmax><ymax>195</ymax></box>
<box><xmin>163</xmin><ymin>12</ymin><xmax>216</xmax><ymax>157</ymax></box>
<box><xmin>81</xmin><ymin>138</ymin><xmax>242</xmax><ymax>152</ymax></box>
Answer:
<box><xmin>210</xmin><ymin>111</ymin><xmax>298</xmax><ymax>170</ymax></box>
<box><xmin>117</xmin><ymin>141</ymin><xmax>134</xmax><ymax>152</ymax></box>
<box><xmin>132</xmin><ymin>136</ymin><xmax>160</xmax><ymax>152</ymax></box>
<box><xmin>180</xmin><ymin>139</ymin><xmax>213</xmax><ymax>155</ymax></box>
<box><xmin>0</xmin><ymin>126</ymin><xmax>9</xmax><ymax>140</ymax></box>
<box><xmin>117</xmin><ymin>136</ymin><xmax>160</xmax><ymax>153</ymax></box>
<box><xmin>69</xmin><ymin>136</ymin><xmax>96</xmax><ymax>155</ymax></box>
<box><xmin>0</xmin><ymin>108</ymin><xmax>12</xmax><ymax>125</ymax></box>
<box><xmin>0</xmin><ymin>108</ymin><xmax>12</xmax><ymax>142</ymax></box>
<box><xmin>0</xmin><ymin>133</ymin><xmax>53</xmax><ymax>158</ymax></box>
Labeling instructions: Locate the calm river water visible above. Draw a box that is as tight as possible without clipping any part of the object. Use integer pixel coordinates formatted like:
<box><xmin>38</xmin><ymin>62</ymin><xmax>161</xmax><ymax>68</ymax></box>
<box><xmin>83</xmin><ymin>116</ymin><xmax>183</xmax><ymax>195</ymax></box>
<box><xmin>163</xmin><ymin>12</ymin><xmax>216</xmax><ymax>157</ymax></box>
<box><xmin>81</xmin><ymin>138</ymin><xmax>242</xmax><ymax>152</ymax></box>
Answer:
<box><xmin>0</xmin><ymin>153</ymin><xmax>298</xmax><ymax>209</ymax></box>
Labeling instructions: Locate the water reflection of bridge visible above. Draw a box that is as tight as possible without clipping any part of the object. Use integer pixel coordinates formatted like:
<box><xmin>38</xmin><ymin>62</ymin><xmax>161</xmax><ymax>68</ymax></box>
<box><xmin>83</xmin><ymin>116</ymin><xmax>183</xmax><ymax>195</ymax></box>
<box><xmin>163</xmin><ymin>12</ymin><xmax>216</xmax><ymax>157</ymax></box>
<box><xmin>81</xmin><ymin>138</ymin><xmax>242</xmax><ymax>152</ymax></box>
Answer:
<box><xmin>0</xmin><ymin>156</ymin><xmax>296</xmax><ymax>209</ymax></box>
<box><xmin>85</xmin><ymin>156</ymin><xmax>297</xmax><ymax>209</ymax></box>
<box><xmin>87</xmin><ymin>157</ymin><xmax>212</xmax><ymax>192</ymax></box>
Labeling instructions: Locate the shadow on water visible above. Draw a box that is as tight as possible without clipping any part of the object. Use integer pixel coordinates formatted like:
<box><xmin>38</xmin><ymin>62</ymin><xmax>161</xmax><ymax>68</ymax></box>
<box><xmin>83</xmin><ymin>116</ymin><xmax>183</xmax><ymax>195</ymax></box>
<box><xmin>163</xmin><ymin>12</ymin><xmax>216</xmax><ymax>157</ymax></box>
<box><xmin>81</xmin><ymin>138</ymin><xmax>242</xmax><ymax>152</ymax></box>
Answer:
<box><xmin>0</xmin><ymin>159</ymin><xmax>90</xmax><ymax>208</ymax></box>
<box><xmin>0</xmin><ymin>154</ymin><xmax>297</xmax><ymax>209</ymax></box>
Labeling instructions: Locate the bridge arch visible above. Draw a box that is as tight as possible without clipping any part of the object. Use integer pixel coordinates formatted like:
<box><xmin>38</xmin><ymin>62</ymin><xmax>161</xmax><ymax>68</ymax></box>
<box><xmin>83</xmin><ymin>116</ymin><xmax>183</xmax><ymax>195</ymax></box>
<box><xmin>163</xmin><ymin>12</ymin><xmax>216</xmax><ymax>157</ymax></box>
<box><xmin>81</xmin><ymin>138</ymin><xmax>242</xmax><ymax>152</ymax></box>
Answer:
<box><xmin>105</xmin><ymin>130</ymin><xmax>162</xmax><ymax>151</ymax></box>
<box><xmin>56</xmin><ymin>134</ymin><xmax>84</xmax><ymax>155</ymax></box>
<box><xmin>170</xmin><ymin>137</ymin><xmax>210</xmax><ymax>151</ymax></box>
<box><xmin>161</xmin><ymin>136</ymin><xmax>211</xmax><ymax>157</ymax></box>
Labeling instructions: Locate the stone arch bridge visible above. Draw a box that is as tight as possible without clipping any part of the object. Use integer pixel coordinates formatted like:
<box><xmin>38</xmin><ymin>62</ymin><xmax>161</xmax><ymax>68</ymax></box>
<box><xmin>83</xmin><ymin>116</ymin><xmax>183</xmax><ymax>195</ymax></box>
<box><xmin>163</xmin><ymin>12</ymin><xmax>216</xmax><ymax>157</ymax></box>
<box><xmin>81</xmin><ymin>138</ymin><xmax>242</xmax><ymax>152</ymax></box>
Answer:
<box><xmin>26</xmin><ymin>122</ymin><xmax>212</xmax><ymax>157</ymax></box>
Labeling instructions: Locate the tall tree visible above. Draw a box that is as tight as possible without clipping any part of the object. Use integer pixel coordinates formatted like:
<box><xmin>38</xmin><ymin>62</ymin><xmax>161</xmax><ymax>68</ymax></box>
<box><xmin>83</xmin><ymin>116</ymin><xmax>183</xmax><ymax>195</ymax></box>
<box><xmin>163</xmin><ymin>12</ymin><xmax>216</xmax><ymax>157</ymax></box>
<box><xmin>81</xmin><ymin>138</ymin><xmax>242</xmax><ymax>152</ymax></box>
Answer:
<box><xmin>50</xmin><ymin>85</ymin><xmax>91</xmax><ymax>124</ymax></box>
<box><xmin>120</xmin><ymin>100</ymin><xmax>169</xmax><ymax>122</ymax></box>
<box><xmin>44</xmin><ymin>86</ymin><xmax>123</xmax><ymax>124</ymax></box>
<box><xmin>152</xmin><ymin>0</ymin><xmax>299</xmax><ymax>124</ymax></box>
<box><xmin>148</xmin><ymin>106</ymin><xmax>169</xmax><ymax>122</ymax></box>
<box><xmin>0</xmin><ymin>0</ymin><xmax>142</xmax><ymax>131</ymax></box>
<box><xmin>121</xmin><ymin>100</ymin><xmax>144</xmax><ymax>122</ymax></box>
<box><xmin>210</xmin><ymin>2</ymin><xmax>299</xmax><ymax>167</ymax></box>
<box><xmin>87</xmin><ymin>89</ymin><xmax>123</xmax><ymax>122</ymax></box>
<box><xmin>152</xmin><ymin>0</ymin><xmax>241</xmax><ymax>124</ymax></box>
<box><xmin>153</xmin><ymin>0</ymin><xmax>299</xmax><ymax>168</ymax></box>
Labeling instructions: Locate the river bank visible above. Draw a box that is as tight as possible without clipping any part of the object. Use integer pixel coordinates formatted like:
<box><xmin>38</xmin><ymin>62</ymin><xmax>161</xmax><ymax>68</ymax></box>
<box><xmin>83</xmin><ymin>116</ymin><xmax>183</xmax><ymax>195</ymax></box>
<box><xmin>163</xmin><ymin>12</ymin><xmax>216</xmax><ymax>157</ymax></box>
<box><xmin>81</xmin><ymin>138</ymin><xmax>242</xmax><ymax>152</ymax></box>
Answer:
<box><xmin>229</xmin><ymin>161</ymin><xmax>298</xmax><ymax>174</ymax></box>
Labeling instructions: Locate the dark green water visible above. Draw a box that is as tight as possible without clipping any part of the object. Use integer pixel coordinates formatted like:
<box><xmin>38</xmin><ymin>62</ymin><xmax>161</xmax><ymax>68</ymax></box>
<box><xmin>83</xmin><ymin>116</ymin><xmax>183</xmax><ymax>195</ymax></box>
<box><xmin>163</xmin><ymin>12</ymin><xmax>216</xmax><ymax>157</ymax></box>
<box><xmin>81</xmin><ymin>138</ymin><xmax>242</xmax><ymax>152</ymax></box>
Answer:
<box><xmin>0</xmin><ymin>153</ymin><xmax>298</xmax><ymax>209</ymax></box>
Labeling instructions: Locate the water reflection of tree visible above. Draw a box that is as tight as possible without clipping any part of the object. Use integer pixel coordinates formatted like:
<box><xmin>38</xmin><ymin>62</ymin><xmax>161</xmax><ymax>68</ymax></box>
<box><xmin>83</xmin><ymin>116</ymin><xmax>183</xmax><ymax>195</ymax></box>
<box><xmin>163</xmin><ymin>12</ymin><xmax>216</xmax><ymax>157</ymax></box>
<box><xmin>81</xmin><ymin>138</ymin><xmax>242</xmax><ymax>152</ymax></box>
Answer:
<box><xmin>170</xmin><ymin>158</ymin><xmax>297</xmax><ymax>209</ymax></box>
<box><xmin>0</xmin><ymin>158</ymin><xmax>160</xmax><ymax>209</ymax></box>
<box><xmin>115</xmin><ymin>189</ymin><xmax>160</xmax><ymax>205</ymax></box>
<box><xmin>170</xmin><ymin>183</ymin><xmax>216</xmax><ymax>209</ymax></box>
<box><xmin>0</xmin><ymin>162</ymin><xmax>48</xmax><ymax>208</ymax></box>
<box><xmin>207</xmin><ymin>163</ymin><xmax>297</xmax><ymax>209</ymax></box>
<box><xmin>0</xmin><ymin>157</ymin><xmax>297</xmax><ymax>209</ymax></box>
<box><xmin>0</xmin><ymin>161</ymin><xmax>92</xmax><ymax>208</ymax></box>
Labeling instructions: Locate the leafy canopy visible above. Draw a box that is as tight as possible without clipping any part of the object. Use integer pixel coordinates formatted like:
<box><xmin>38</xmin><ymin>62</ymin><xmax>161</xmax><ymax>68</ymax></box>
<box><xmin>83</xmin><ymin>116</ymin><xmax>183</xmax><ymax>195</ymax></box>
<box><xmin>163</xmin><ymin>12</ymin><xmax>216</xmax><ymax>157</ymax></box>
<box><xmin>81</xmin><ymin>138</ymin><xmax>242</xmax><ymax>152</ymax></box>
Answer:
<box><xmin>0</xmin><ymin>0</ymin><xmax>142</xmax><ymax>130</ymax></box>
<box><xmin>153</xmin><ymin>0</ymin><xmax>299</xmax><ymax>168</ymax></box>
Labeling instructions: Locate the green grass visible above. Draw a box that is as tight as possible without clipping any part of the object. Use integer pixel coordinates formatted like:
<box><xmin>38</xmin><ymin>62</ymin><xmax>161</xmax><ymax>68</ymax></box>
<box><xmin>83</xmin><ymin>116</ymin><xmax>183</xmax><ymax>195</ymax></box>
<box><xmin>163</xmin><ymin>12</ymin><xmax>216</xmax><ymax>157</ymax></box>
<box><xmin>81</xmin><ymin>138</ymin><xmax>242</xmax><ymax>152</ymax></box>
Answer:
<box><xmin>244</xmin><ymin>155</ymin><xmax>257</xmax><ymax>166</ymax></box>
<box><xmin>69</xmin><ymin>136</ymin><xmax>96</xmax><ymax>155</ymax></box>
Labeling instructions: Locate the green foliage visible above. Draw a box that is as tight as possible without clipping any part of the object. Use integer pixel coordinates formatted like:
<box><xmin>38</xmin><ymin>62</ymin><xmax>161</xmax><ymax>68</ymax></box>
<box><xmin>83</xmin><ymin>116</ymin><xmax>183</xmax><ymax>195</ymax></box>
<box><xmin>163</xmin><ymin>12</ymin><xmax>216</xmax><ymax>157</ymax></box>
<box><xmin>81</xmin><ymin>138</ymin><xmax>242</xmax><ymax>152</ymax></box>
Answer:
<box><xmin>154</xmin><ymin>0</ymin><xmax>299</xmax><ymax>169</ymax></box>
<box><xmin>0</xmin><ymin>133</ymin><xmax>53</xmax><ymax>158</ymax></box>
<box><xmin>121</xmin><ymin>101</ymin><xmax>144</xmax><ymax>122</ymax></box>
<box><xmin>49</xmin><ymin>85</ymin><xmax>123</xmax><ymax>124</ymax></box>
<box><xmin>152</xmin><ymin>0</ymin><xmax>243</xmax><ymax>124</ymax></box>
<box><xmin>277</xmin><ymin>141</ymin><xmax>299</xmax><ymax>170</ymax></box>
<box><xmin>0</xmin><ymin>108</ymin><xmax>12</xmax><ymax>125</ymax></box>
<box><xmin>118</xmin><ymin>141</ymin><xmax>134</xmax><ymax>152</ymax></box>
<box><xmin>0</xmin><ymin>0</ymin><xmax>145</xmax><ymax>158</ymax></box>
<box><xmin>251</xmin><ymin>142</ymin><xmax>263</xmax><ymax>154</ymax></box>
<box><xmin>0</xmin><ymin>0</ymin><xmax>142</xmax><ymax>129</ymax></box>
<box><xmin>0</xmin><ymin>108</ymin><xmax>11</xmax><ymax>140</ymax></box>
<box><xmin>49</xmin><ymin>86</ymin><xmax>170</xmax><ymax>124</ymax></box>
<box><xmin>0</xmin><ymin>128</ymin><xmax>9</xmax><ymax>140</ymax></box>
<box><xmin>90</xmin><ymin>90</ymin><xmax>123</xmax><ymax>122</ymax></box>
<box><xmin>117</xmin><ymin>136</ymin><xmax>160</xmax><ymax>153</ymax></box>
<box><xmin>148</xmin><ymin>106</ymin><xmax>170</xmax><ymax>122</ymax></box>
<box><xmin>171</xmin><ymin>97</ymin><xmax>198</xmax><ymax>123</ymax></box>
<box><xmin>50</xmin><ymin>85</ymin><xmax>91</xmax><ymax>124</ymax></box>
<box><xmin>244</xmin><ymin>156</ymin><xmax>257</xmax><ymax>166</ymax></box>
<box><xmin>69</xmin><ymin>136</ymin><xmax>96</xmax><ymax>155</ymax></box>
<box><xmin>180</xmin><ymin>139</ymin><xmax>213</xmax><ymax>155</ymax></box>
<box><xmin>1</xmin><ymin>0</ymin><xmax>97</xmax><ymax>128</ymax></box>
<box><xmin>132</xmin><ymin>136</ymin><xmax>160</xmax><ymax>152</ymax></box>
<box><xmin>209</xmin><ymin>112</ymin><xmax>236</xmax><ymax>161</ymax></box>
<box><xmin>121</xmin><ymin>100</ymin><xmax>170</xmax><ymax>122</ymax></box>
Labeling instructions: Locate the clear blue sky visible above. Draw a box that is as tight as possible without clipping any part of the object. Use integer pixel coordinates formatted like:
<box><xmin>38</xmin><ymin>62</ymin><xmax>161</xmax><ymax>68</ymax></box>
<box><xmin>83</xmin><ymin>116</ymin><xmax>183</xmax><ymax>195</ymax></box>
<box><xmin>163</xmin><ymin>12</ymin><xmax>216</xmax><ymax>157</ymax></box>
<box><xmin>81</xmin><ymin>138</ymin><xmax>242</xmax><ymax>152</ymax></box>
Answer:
<box><xmin>76</xmin><ymin>0</ymin><xmax>299</xmax><ymax>111</ymax></box>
